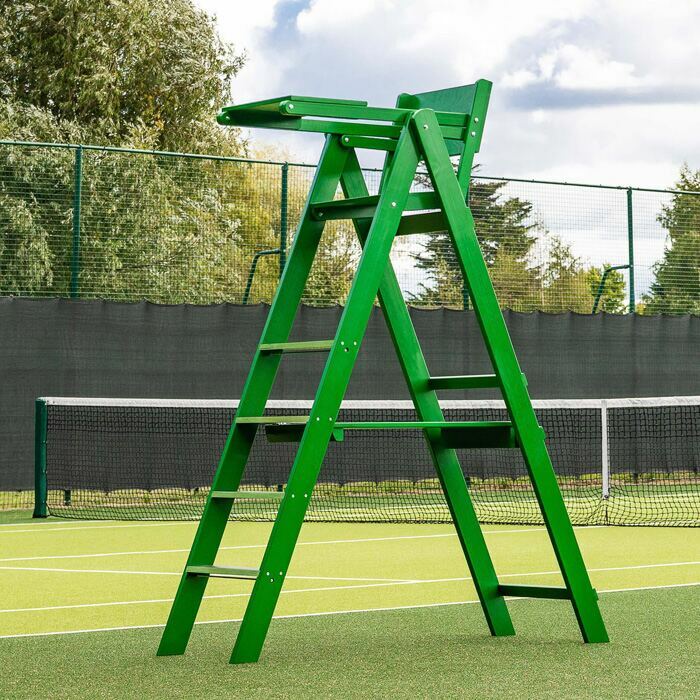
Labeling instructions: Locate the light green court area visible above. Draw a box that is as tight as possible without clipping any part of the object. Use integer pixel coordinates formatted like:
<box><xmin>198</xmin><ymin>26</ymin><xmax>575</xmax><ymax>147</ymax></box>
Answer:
<box><xmin>0</xmin><ymin>518</ymin><xmax>698</xmax><ymax>698</ymax></box>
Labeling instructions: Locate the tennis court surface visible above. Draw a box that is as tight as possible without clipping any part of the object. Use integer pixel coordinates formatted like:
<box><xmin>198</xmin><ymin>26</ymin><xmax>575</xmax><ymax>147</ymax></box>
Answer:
<box><xmin>1</xmin><ymin>516</ymin><xmax>698</xmax><ymax>698</ymax></box>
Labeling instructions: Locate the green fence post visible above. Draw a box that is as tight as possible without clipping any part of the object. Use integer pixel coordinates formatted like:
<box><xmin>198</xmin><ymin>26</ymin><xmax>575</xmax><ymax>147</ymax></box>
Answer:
<box><xmin>280</xmin><ymin>163</ymin><xmax>289</xmax><ymax>278</ymax></box>
<box><xmin>626</xmin><ymin>187</ymin><xmax>635</xmax><ymax>313</ymax></box>
<box><xmin>33</xmin><ymin>399</ymin><xmax>48</xmax><ymax>518</ymax></box>
<box><xmin>70</xmin><ymin>145</ymin><xmax>84</xmax><ymax>298</ymax></box>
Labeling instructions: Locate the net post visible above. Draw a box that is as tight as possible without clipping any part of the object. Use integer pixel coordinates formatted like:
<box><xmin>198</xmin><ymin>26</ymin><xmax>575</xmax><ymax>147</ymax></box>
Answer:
<box><xmin>33</xmin><ymin>398</ymin><xmax>48</xmax><ymax>518</ymax></box>
<box><xmin>601</xmin><ymin>399</ymin><xmax>610</xmax><ymax>500</ymax></box>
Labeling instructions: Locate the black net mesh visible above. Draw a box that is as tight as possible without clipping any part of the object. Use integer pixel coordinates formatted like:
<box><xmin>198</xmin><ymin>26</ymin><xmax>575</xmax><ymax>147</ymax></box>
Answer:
<box><xmin>40</xmin><ymin>398</ymin><xmax>700</xmax><ymax>526</ymax></box>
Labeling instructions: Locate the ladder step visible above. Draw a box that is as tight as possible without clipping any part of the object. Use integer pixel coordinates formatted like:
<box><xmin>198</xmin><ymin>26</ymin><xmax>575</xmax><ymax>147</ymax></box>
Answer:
<box><xmin>259</xmin><ymin>340</ymin><xmax>334</xmax><ymax>353</ymax></box>
<box><xmin>312</xmin><ymin>191</ymin><xmax>440</xmax><ymax>221</ymax></box>
<box><xmin>237</xmin><ymin>416</ymin><xmax>310</xmax><ymax>425</ymax></box>
<box><xmin>211</xmin><ymin>490</ymin><xmax>284</xmax><ymax>501</ymax></box>
<box><xmin>240</xmin><ymin>416</ymin><xmax>520</xmax><ymax>448</ymax></box>
<box><xmin>498</xmin><ymin>585</ymin><xmax>579</xmax><ymax>600</ymax></box>
<box><xmin>186</xmin><ymin>565</ymin><xmax>259</xmax><ymax>580</ymax></box>
<box><xmin>428</xmin><ymin>374</ymin><xmax>500</xmax><ymax>390</ymax></box>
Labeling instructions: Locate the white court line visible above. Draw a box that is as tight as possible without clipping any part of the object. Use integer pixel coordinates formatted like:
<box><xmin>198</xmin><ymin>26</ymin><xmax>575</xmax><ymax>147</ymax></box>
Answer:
<box><xmin>1</xmin><ymin>561</ymin><xmax>698</xmax><ymax>614</ymax></box>
<box><xmin>1</xmin><ymin>581</ymin><xmax>698</xmax><ymax>640</ymax></box>
<box><xmin>0</xmin><ymin>521</ymin><xmax>198</xmax><ymax>535</ymax></box>
<box><xmin>0</xmin><ymin>525</ymin><xmax>609</xmax><ymax>559</ymax></box>
<box><xmin>0</xmin><ymin>520</ymin><xmax>106</xmax><ymax>528</ymax></box>
<box><xmin>0</xmin><ymin>566</ymin><xmax>406</xmax><ymax>582</ymax></box>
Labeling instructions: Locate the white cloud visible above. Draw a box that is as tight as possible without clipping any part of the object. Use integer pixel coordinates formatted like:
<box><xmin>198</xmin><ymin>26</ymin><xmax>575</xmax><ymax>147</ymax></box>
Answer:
<box><xmin>194</xmin><ymin>0</ymin><xmax>700</xmax><ymax>187</ymax></box>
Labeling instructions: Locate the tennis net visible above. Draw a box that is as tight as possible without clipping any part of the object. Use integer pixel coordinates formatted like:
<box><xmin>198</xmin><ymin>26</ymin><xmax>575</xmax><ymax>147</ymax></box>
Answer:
<box><xmin>35</xmin><ymin>396</ymin><xmax>700</xmax><ymax>526</ymax></box>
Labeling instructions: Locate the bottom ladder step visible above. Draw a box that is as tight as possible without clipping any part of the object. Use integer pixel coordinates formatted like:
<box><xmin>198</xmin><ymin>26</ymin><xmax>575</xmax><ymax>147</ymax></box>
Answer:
<box><xmin>186</xmin><ymin>565</ymin><xmax>259</xmax><ymax>580</ymax></box>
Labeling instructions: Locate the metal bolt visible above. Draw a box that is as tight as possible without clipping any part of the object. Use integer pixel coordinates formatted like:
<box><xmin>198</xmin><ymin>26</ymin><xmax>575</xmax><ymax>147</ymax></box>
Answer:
<box><xmin>316</xmin><ymin>417</ymin><xmax>320</xmax><ymax>421</ymax></box>
<box><xmin>471</xmin><ymin>131</ymin><xmax>476</xmax><ymax>137</ymax></box>
<box><xmin>288</xmin><ymin>104</ymin><xmax>294</xmax><ymax>110</ymax></box>
<box><xmin>304</xmin><ymin>493</ymin><xmax>308</xmax><ymax>498</ymax></box>
<box><xmin>391</xmin><ymin>201</ymin><xmax>397</xmax><ymax>207</ymax></box>
<box><xmin>291</xmin><ymin>494</ymin><xmax>296</xmax><ymax>498</ymax></box>
<box><xmin>474</xmin><ymin>117</ymin><xmax>479</xmax><ymax>123</ymax></box>
<box><xmin>343</xmin><ymin>136</ymin><xmax>349</xmax><ymax>143</ymax></box>
<box><xmin>340</xmin><ymin>341</ymin><xmax>345</xmax><ymax>345</ymax></box>
<box><xmin>353</xmin><ymin>341</ymin><xmax>358</xmax><ymax>346</ymax></box>
<box><xmin>328</xmin><ymin>417</ymin><xmax>332</xmax><ymax>422</ymax></box>
<box><xmin>318</xmin><ymin>211</ymin><xmax>324</xmax><ymax>217</ymax></box>
<box><xmin>422</xmin><ymin>124</ymin><xmax>428</xmax><ymax>130</ymax></box>
<box><xmin>266</xmin><ymin>571</ymin><xmax>270</xmax><ymax>576</ymax></box>
<box><xmin>279</xmin><ymin>571</ymin><xmax>283</xmax><ymax>576</ymax></box>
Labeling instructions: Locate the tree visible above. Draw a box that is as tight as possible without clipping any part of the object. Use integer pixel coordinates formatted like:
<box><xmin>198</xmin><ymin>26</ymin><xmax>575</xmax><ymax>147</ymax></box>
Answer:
<box><xmin>410</xmin><ymin>175</ymin><xmax>541</xmax><ymax>308</ymax></box>
<box><xmin>0</xmin><ymin>0</ymin><xmax>244</xmax><ymax>154</ymax></box>
<box><xmin>539</xmin><ymin>237</ymin><xmax>626</xmax><ymax>313</ymax></box>
<box><xmin>643</xmin><ymin>165</ymin><xmax>700</xmax><ymax>315</ymax></box>
<box><xmin>407</xmin><ymin>168</ymin><xmax>627</xmax><ymax>313</ymax></box>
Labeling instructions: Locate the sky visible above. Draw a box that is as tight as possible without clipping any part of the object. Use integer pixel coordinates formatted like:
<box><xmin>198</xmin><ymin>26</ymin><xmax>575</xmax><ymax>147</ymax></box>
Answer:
<box><xmin>194</xmin><ymin>0</ymin><xmax>700</xmax><ymax>188</ymax></box>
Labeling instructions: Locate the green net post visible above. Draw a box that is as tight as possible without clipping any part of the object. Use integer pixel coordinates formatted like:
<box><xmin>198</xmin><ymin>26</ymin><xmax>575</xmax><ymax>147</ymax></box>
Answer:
<box><xmin>626</xmin><ymin>187</ymin><xmax>636</xmax><ymax>313</ymax></box>
<box><xmin>33</xmin><ymin>398</ymin><xmax>48</xmax><ymax>518</ymax></box>
<box><xmin>70</xmin><ymin>145</ymin><xmax>83</xmax><ymax>299</ymax></box>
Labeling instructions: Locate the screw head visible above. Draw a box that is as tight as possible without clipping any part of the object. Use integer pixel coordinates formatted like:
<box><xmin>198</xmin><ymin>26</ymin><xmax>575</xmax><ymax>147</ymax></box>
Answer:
<box><xmin>391</xmin><ymin>201</ymin><xmax>397</xmax><ymax>207</ymax></box>
<box><xmin>288</xmin><ymin>104</ymin><xmax>294</xmax><ymax>110</ymax></box>
<box><xmin>474</xmin><ymin>117</ymin><xmax>479</xmax><ymax>123</ymax></box>
<box><xmin>422</xmin><ymin>124</ymin><xmax>428</xmax><ymax>130</ymax></box>
<box><xmin>471</xmin><ymin>131</ymin><xmax>476</xmax><ymax>137</ymax></box>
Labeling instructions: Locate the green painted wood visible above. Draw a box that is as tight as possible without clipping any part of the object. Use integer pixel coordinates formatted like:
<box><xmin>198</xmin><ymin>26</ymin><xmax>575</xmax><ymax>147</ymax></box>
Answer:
<box><xmin>312</xmin><ymin>191</ymin><xmax>439</xmax><ymax>221</ymax></box>
<box><xmin>237</xmin><ymin>416</ymin><xmax>512</xmax><ymax>430</ymax></box>
<box><xmin>498</xmin><ymin>585</ymin><xmax>573</xmax><ymax>600</ymax></box>
<box><xmin>186</xmin><ymin>566</ymin><xmax>259</xmax><ymax>579</ymax></box>
<box><xmin>157</xmin><ymin>136</ymin><xmax>350</xmax><ymax>658</ymax></box>
<box><xmin>340</xmin><ymin>135</ymin><xmax>397</xmax><ymax>151</ymax></box>
<box><xmin>229</xmin><ymin>124</ymin><xmax>422</xmax><ymax>665</ymax></box>
<box><xmin>210</xmin><ymin>490</ymin><xmax>284</xmax><ymax>500</ymax></box>
<box><xmin>162</xmin><ymin>81</ymin><xmax>607</xmax><ymax>667</ymax></box>
<box><xmin>396</xmin><ymin>212</ymin><xmax>447</xmax><ymax>236</ymax></box>
<box><xmin>218</xmin><ymin>108</ymin><xmax>467</xmax><ymax>141</ymax></box>
<box><xmin>339</xmin><ymin>147</ymin><xmax>514</xmax><ymax>640</ymax></box>
<box><xmin>414</xmin><ymin>107</ymin><xmax>608</xmax><ymax>644</ymax></box>
<box><xmin>236</xmin><ymin>416</ymin><xmax>310</xmax><ymax>425</ymax></box>
<box><xmin>265</xmin><ymin>426</ymin><xmax>346</xmax><ymax>443</ymax></box>
<box><xmin>428</xmin><ymin>374</ymin><xmax>499</xmax><ymax>390</ymax></box>
<box><xmin>259</xmin><ymin>340</ymin><xmax>334</xmax><ymax>353</ymax></box>
<box><xmin>219</xmin><ymin>95</ymin><xmax>369</xmax><ymax>115</ymax></box>
<box><xmin>219</xmin><ymin>94</ymin><xmax>470</xmax><ymax>127</ymax></box>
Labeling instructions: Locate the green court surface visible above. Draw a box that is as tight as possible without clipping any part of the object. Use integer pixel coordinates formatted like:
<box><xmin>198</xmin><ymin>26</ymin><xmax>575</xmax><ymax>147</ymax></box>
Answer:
<box><xmin>0</xmin><ymin>517</ymin><xmax>698</xmax><ymax>698</ymax></box>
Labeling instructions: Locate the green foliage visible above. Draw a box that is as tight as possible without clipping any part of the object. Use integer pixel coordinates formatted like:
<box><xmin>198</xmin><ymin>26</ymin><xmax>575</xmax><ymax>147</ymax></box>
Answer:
<box><xmin>410</xmin><ymin>172</ymin><xmax>624</xmax><ymax>312</ymax></box>
<box><xmin>0</xmin><ymin>0</ymin><xmax>244</xmax><ymax>153</ymax></box>
<box><xmin>643</xmin><ymin>164</ymin><xmax>700</xmax><ymax>315</ymax></box>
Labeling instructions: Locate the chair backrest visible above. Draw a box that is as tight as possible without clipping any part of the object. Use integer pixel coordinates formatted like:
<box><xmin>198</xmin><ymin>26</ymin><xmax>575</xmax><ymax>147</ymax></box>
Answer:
<box><xmin>395</xmin><ymin>80</ymin><xmax>492</xmax><ymax>188</ymax></box>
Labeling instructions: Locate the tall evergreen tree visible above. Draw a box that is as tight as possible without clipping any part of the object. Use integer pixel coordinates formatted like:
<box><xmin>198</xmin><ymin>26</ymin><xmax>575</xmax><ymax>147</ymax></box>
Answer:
<box><xmin>643</xmin><ymin>165</ymin><xmax>700</xmax><ymax>315</ymax></box>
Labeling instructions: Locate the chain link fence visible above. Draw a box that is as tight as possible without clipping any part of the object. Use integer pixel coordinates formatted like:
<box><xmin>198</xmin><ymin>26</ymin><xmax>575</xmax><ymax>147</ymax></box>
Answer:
<box><xmin>1</xmin><ymin>140</ymin><xmax>698</xmax><ymax>314</ymax></box>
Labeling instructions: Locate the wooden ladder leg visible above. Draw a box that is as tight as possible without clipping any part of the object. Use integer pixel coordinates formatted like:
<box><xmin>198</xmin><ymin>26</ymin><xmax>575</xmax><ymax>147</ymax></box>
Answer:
<box><xmin>414</xmin><ymin>108</ymin><xmax>608</xmax><ymax>643</ymax></box>
<box><xmin>157</xmin><ymin>136</ymin><xmax>350</xmax><ymax>656</ymax></box>
<box><xmin>340</xmin><ymin>149</ymin><xmax>514</xmax><ymax>637</ymax></box>
<box><xmin>229</xmin><ymin>124</ymin><xmax>422</xmax><ymax>664</ymax></box>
